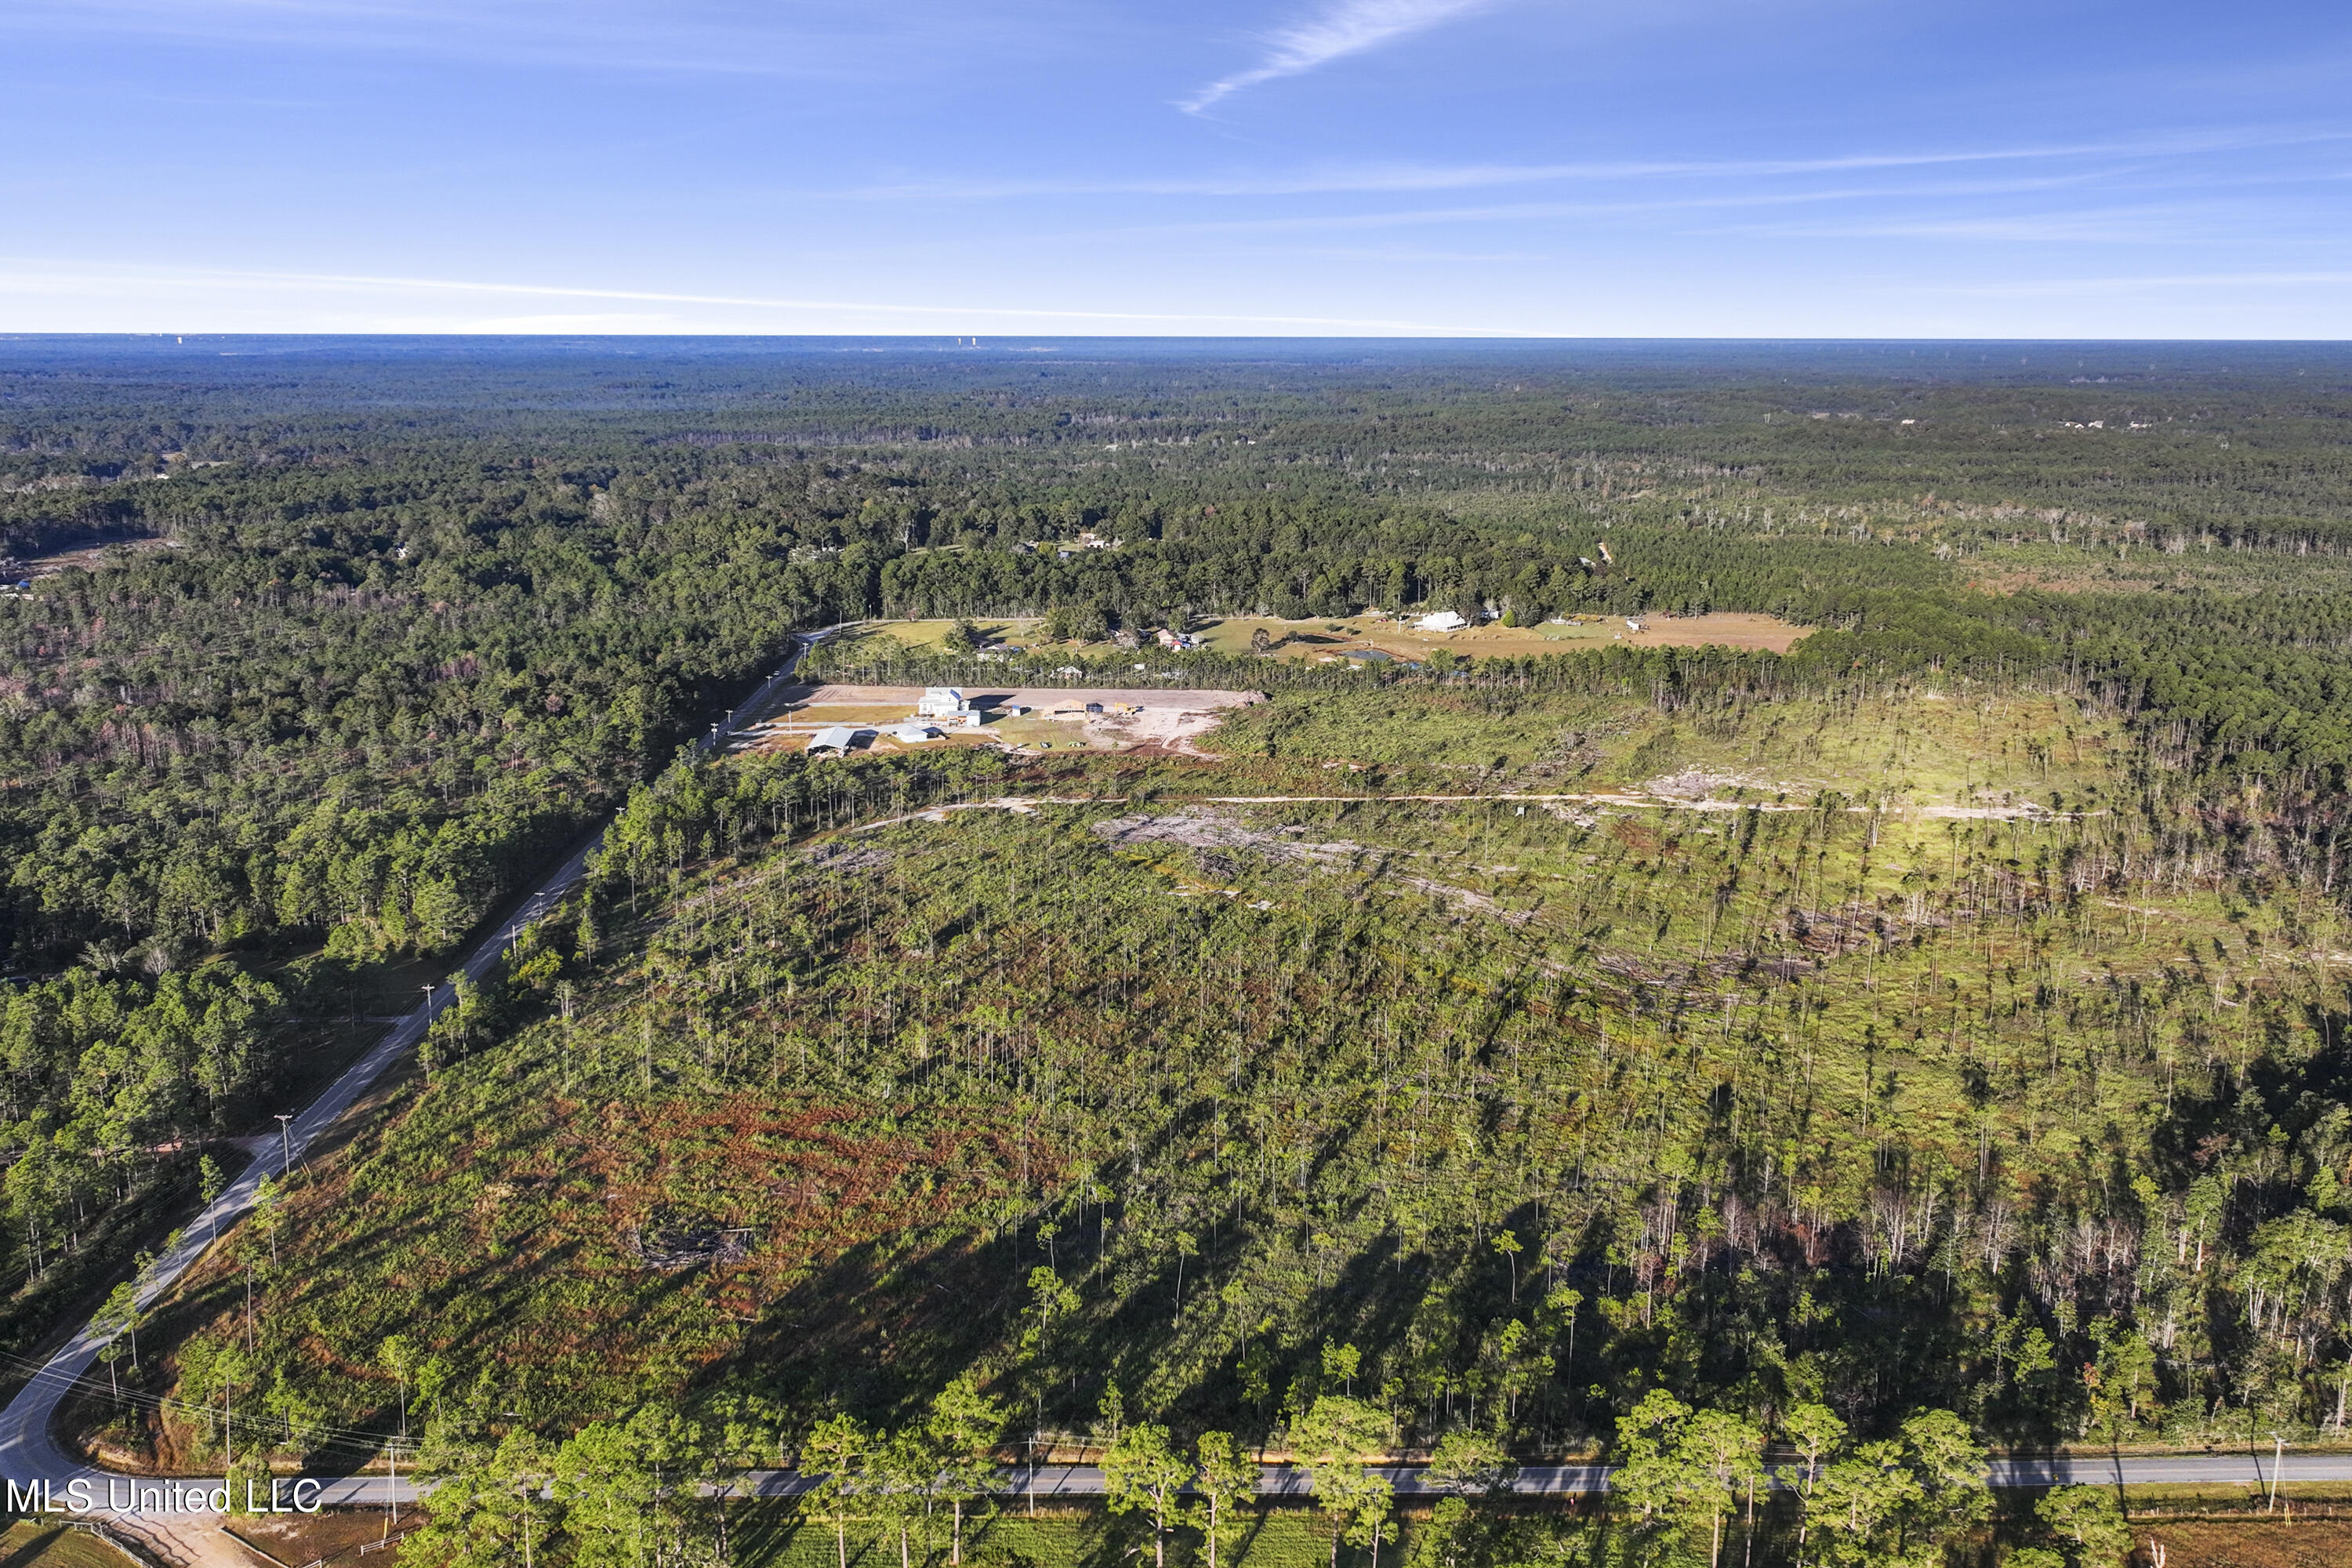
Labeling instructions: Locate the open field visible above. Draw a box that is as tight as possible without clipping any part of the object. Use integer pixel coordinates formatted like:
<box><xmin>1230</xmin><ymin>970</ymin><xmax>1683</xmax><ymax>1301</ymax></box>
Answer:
<box><xmin>0</xmin><ymin>1523</ymin><xmax>137</xmax><ymax>1567</ymax></box>
<box><xmin>1201</xmin><ymin>684</ymin><xmax>2121</xmax><ymax>812</ymax></box>
<box><xmin>850</xmin><ymin>612</ymin><xmax>1813</xmax><ymax>666</ymax></box>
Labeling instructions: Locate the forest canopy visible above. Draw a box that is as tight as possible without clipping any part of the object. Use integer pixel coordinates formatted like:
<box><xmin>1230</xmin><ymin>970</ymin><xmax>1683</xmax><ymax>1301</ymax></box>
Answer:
<box><xmin>12</xmin><ymin>336</ymin><xmax>2352</xmax><ymax>1566</ymax></box>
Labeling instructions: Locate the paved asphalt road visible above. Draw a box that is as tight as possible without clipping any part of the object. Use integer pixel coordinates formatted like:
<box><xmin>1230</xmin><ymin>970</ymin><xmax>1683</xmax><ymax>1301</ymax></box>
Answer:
<box><xmin>121</xmin><ymin>1450</ymin><xmax>2352</xmax><ymax>1514</ymax></box>
<box><xmin>718</xmin><ymin>1452</ymin><xmax>2352</xmax><ymax>1498</ymax></box>
<box><xmin>0</xmin><ymin>633</ymin><xmax>836</xmax><ymax>1534</ymax></box>
<box><xmin>5</xmin><ymin>626</ymin><xmax>2349</xmax><ymax>1528</ymax></box>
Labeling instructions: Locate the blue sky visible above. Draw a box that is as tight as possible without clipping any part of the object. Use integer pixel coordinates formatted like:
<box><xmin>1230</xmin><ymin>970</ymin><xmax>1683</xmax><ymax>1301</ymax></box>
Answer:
<box><xmin>5</xmin><ymin>0</ymin><xmax>2350</xmax><ymax>336</ymax></box>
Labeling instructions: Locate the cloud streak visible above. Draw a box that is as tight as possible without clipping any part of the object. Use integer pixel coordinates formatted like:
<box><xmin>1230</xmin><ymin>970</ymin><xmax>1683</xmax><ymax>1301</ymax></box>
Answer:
<box><xmin>1922</xmin><ymin>270</ymin><xmax>2352</xmax><ymax>297</ymax></box>
<box><xmin>1083</xmin><ymin>173</ymin><xmax>2132</xmax><ymax>241</ymax></box>
<box><xmin>1181</xmin><ymin>0</ymin><xmax>1488</xmax><ymax>113</ymax></box>
<box><xmin>0</xmin><ymin>258</ymin><xmax>1522</xmax><ymax>333</ymax></box>
<box><xmin>842</xmin><ymin>125</ymin><xmax>2352</xmax><ymax>200</ymax></box>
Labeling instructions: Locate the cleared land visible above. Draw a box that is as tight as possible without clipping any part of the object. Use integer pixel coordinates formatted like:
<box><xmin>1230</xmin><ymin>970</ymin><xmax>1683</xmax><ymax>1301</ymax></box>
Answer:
<box><xmin>734</xmin><ymin>684</ymin><xmax>1265</xmax><ymax>756</ymax></box>
<box><xmin>853</xmin><ymin>611</ymin><xmax>1812</xmax><ymax>665</ymax></box>
<box><xmin>2139</xmin><ymin>1519</ymin><xmax>2352</xmax><ymax>1566</ymax></box>
<box><xmin>224</xmin><ymin>1508</ymin><xmax>416</xmax><ymax>1566</ymax></box>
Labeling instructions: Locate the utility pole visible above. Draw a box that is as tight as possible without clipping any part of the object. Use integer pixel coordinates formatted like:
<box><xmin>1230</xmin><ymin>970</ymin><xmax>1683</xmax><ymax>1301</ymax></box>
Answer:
<box><xmin>274</xmin><ymin>1114</ymin><xmax>294</xmax><ymax>1176</ymax></box>
<box><xmin>420</xmin><ymin>984</ymin><xmax>437</xmax><ymax>1076</ymax></box>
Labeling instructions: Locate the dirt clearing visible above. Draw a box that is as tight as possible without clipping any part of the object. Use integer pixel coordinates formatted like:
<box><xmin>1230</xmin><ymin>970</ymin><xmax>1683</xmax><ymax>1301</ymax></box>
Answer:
<box><xmin>732</xmin><ymin>684</ymin><xmax>1263</xmax><ymax>756</ymax></box>
<box><xmin>1088</xmin><ymin>809</ymin><xmax>1531</xmax><ymax>924</ymax></box>
<box><xmin>2139</xmin><ymin>1518</ymin><xmax>2352</xmax><ymax>1566</ymax></box>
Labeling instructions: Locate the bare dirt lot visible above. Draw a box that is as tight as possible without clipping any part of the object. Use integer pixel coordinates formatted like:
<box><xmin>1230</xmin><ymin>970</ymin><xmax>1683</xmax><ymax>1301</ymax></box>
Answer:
<box><xmin>734</xmin><ymin>685</ymin><xmax>1264</xmax><ymax>757</ymax></box>
<box><xmin>227</xmin><ymin>1507</ymin><xmax>415</xmax><ymax>1565</ymax></box>
<box><xmin>1593</xmin><ymin>612</ymin><xmax>1813</xmax><ymax>652</ymax></box>
<box><xmin>2140</xmin><ymin>1518</ymin><xmax>2352</xmax><ymax>1566</ymax></box>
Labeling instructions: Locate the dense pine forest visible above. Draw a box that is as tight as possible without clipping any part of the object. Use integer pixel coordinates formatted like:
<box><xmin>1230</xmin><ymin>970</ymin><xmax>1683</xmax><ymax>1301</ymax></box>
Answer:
<box><xmin>11</xmin><ymin>336</ymin><xmax>2352</xmax><ymax>1566</ymax></box>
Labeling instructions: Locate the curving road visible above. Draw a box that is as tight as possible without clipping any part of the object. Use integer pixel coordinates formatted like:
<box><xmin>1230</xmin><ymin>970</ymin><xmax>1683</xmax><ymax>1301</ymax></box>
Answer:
<box><xmin>0</xmin><ymin>633</ymin><xmax>833</xmax><ymax>1557</ymax></box>
<box><xmin>4</xmin><ymin>623</ymin><xmax>2347</xmax><ymax>1551</ymax></box>
<box><xmin>263</xmin><ymin>1450</ymin><xmax>2352</xmax><ymax>1507</ymax></box>
<box><xmin>25</xmin><ymin>1446</ymin><xmax>2352</xmax><ymax>1514</ymax></box>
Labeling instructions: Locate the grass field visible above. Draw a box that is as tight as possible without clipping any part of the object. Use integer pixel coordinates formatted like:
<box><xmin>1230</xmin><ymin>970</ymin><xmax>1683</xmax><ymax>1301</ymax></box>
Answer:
<box><xmin>0</xmin><ymin>1522</ymin><xmax>137</xmax><ymax>1568</ymax></box>
<box><xmin>852</xmin><ymin>613</ymin><xmax>1812</xmax><ymax>666</ymax></box>
<box><xmin>1202</xmin><ymin>684</ymin><xmax>2122</xmax><ymax>811</ymax></box>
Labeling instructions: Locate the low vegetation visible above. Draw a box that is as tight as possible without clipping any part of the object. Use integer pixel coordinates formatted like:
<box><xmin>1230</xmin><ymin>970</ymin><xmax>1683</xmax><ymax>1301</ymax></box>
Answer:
<box><xmin>17</xmin><ymin>339</ymin><xmax>2352</xmax><ymax>1566</ymax></box>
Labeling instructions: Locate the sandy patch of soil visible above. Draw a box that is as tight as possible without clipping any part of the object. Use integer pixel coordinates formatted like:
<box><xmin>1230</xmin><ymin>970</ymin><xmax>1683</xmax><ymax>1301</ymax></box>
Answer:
<box><xmin>1597</xmin><ymin>612</ymin><xmax>1813</xmax><ymax>652</ymax></box>
<box><xmin>734</xmin><ymin>685</ymin><xmax>1263</xmax><ymax>756</ymax></box>
<box><xmin>1088</xmin><ymin>810</ymin><xmax>1529</xmax><ymax>924</ymax></box>
<box><xmin>1642</xmin><ymin>768</ymin><xmax>1778</xmax><ymax>800</ymax></box>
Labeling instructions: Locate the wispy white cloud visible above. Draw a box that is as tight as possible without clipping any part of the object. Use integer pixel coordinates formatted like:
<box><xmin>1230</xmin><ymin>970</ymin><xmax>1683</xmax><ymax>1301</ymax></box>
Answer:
<box><xmin>1713</xmin><ymin>207</ymin><xmax>2241</xmax><ymax>245</ymax></box>
<box><xmin>843</xmin><ymin>125</ymin><xmax>2352</xmax><ymax>200</ymax></box>
<box><xmin>1922</xmin><ymin>270</ymin><xmax>2352</xmax><ymax>297</ymax></box>
<box><xmin>1081</xmin><ymin>173</ymin><xmax>2129</xmax><ymax>241</ymax></box>
<box><xmin>0</xmin><ymin>258</ymin><xmax>1523</xmax><ymax>333</ymax></box>
<box><xmin>1181</xmin><ymin>0</ymin><xmax>1490</xmax><ymax>114</ymax></box>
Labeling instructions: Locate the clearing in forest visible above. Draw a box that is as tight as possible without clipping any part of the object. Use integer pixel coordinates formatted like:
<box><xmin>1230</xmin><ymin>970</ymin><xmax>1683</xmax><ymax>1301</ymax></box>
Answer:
<box><xmin>732</xmin><ymin>684</ymin><xmax>1263</xmax><ymax>756</ymax></box>
<box><xmin>857</xmin><ymin>611</ymin><xmax>1812</xmax><ymax>663</ymax></box>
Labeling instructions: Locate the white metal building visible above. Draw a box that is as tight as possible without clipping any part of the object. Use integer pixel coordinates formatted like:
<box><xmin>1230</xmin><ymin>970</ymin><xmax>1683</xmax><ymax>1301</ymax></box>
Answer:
<box><xmin>916</xmin><ymin>687</ymin><xmax>969</xmax><ymax>717</ymax></box>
